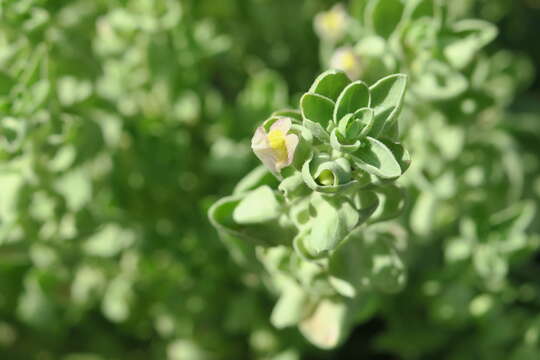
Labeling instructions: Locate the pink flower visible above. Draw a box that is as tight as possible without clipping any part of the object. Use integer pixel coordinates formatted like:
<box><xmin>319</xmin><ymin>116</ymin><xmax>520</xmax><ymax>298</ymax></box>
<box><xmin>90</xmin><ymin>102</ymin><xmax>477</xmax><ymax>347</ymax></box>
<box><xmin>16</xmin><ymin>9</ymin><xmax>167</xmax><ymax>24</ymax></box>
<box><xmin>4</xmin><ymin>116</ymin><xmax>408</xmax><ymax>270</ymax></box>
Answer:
<box><xmin>251</xmin><ymin>117</ymin><xmax>299</xmax><ymax>174</ymax></box>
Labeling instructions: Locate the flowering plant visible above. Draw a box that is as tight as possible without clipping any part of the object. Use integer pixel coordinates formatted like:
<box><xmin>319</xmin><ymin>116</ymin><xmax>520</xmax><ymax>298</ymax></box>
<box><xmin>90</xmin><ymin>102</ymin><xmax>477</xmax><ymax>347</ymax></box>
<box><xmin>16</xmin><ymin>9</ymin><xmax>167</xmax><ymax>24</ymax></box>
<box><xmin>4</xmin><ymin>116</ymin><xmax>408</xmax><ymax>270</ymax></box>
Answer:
<box><xmin>209</xmin><ymin>69</ymin><xmax>410</xmax><ymax>348</ymax></box>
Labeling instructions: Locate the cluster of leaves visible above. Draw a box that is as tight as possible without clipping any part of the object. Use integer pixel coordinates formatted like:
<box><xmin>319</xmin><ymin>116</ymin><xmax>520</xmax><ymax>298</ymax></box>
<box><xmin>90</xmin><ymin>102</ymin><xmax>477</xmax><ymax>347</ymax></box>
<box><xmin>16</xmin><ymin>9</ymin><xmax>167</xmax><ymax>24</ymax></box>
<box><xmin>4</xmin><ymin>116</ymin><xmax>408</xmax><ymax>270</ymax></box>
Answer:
<box><xmin>210</xmin><ymin>70</ymin><xmax>410</xmax><ymax>348</ymax></box>
<box><xmin>315</xmin><ymin>0</ymin><xmax>540</xmax><ymax>359</ymax></box>
<box><xmin>0</xmin><ymin>1</ymin><xmax>335</xmax><ymax>359</ymax></box>
<box><xmin>1</xmin><ymin>0</ymin><xmax>540</xmax><ymax>359</ymax></box>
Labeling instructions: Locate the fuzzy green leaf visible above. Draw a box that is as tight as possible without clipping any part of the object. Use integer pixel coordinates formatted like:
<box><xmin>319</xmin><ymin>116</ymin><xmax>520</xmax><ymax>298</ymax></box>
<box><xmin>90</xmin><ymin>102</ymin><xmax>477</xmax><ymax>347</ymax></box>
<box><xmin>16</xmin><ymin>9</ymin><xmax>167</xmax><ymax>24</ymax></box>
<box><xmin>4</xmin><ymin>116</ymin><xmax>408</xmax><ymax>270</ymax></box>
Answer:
<box><xmin>301</xmin><ymin>93</ymin><xmax>335</xmax><ymax>129</ymax></box>
<box><xmin>305</xmin><ymin>195</ymin><xmax>359</xmax><ymax>254</ymax></box>
<box><xmin>368</xmin><ymin>74</ymin><xmax>407</xmax><ymax>137</ymax></box>
<box><xmin>233</xmin><ymin>186</ymin><xmax>280</xmax><ymax>224</ymax></box>
<box><xmin>351</xmin><ymin>137</ymin><xmax>402</xmax><ymax>179</ymax></box>
<box><xmin>308</xmin><ymin>70</ymin><xmax>351</xmax><ymax>101</ymax></box>
<box><xmin>334</xmin><ymin>81</ymin><xmax>370</xmax><ymax>123</ymax></box>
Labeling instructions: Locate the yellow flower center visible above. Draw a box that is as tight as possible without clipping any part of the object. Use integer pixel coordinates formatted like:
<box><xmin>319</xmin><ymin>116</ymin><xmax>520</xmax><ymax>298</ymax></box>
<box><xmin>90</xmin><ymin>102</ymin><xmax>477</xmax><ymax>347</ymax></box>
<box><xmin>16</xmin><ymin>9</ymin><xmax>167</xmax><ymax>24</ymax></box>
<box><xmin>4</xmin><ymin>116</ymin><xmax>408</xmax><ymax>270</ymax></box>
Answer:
<box><xmin>341</xmin><ymin>52</ymin><xmax>357</xmax><ymax>72</ymax></box>
<box><xmin>323</xmin><ymin>12</ymin><xmax>341</xmax><ymax>32</ymax></box>
<box><xmin>267</xmin><ymin>129</ymin><xmax>288</xmax><ymax>163</ymax></box>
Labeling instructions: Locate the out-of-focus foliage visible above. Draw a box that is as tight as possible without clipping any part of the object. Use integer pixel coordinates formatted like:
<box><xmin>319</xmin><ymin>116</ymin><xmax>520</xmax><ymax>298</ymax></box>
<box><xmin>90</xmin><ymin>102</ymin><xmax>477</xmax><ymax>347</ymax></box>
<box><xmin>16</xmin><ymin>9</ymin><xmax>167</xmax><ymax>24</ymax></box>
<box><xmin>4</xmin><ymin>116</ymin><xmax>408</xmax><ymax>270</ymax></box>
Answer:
<box><xmin>0</xmin><ymin>1</ymin><xmax>334</xmax><ymax>359</ymax></box>
<box><xmin>1</xmin><ymin>0</ymin><xmax>540</xmax><ymax>359</ymax></box>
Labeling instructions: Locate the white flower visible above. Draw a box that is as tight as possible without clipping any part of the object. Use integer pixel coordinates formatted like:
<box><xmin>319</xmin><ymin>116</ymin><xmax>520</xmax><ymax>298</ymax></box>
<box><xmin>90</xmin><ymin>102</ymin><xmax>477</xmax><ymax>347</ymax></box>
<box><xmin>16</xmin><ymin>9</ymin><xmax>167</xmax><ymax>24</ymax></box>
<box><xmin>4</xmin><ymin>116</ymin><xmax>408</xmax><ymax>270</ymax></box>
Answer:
<box><xmin>330</xmin><ymin>47</ymin><xmax>362</xmax><ymax>80</ymax></box>
<box><xmin>251</xmin><ymin>117</ymin><xmax>299</xmax><ymax>174</ymax></box>
<box><xmin>314</xmin><ymin>4</ymin><xmax>349</xmax><ymax>42</ymax></box>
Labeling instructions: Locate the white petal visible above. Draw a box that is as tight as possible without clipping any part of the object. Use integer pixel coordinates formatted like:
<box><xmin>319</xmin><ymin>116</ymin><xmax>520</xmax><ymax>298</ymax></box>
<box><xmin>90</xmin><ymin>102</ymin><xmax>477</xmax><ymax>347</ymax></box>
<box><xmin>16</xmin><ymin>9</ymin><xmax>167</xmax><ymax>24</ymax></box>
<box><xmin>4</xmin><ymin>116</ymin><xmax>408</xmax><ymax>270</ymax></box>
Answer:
<box><xmin>254</xmin><ymin>147</ymin><xmax>278</xmax><ymax>174</ymax></box>
<box><xmin>285</xmin><ymin>133</ymin><xmax>299</xmax><ymax>166</ymax></box>
<box><xmin>270</xmin><ymin>117</ymin><xmax>292</xmax><ymax>134</ymax></box>
<box><xmin>251</xmin><ymin>126</ymin><xmax>269</xmax><ymax>150</ymax></box>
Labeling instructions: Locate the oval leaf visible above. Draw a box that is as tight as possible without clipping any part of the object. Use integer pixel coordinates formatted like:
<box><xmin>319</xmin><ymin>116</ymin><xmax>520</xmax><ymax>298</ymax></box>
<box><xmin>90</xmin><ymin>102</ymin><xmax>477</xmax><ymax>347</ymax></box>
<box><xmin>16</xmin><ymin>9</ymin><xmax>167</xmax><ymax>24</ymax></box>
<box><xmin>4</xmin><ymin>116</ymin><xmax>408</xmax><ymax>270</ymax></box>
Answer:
<box><xmin>379</xmin><ymin>139</ymin><xmax>411</xmax><ymax>174</ymax></box>
<box><xmin>352</xmin><ymin>137</ymin><xmax>402</xmax><ymax>179</ymax></box>
<box><xmin>301</xmin><ymin>93</ymin><xmax>335</xmax><ymax>129</ymax></box>
<box><xmin>368</xmin><ymin>74</ymin><xmax>407</xmax><ymax>137</ymax></box>
<box><xmin>308</xmin><ymin>70</ymin><xmax>351</xmax><ymax>101</ymax></box>
<box><xmin>233</xmin><ymin>186</ymin><xmax>280</xmax><ymax>224</ymax></box>
<box><xmin>306</xmin><ymin>195</ymin><xmax>359</xmax><ymax>254</ymax></box>
<box><xmin>334</xmin><ymin>81</ymin><xmax>370</xmax><ymax>123</ymax></box>
<box><xmin>366</xmin><ymin>0</ymin><xmax>404</xmax><ymax>39</ymax></box>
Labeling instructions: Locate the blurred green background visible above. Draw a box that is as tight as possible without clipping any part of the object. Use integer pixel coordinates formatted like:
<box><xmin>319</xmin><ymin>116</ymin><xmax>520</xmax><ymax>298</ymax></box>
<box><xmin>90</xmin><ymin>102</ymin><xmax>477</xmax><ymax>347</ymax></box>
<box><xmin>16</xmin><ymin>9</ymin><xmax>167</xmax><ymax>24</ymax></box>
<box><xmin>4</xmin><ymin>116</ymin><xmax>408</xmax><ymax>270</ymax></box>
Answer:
<box><xmin>1</xmin><ymin>0</ymin><xmax>540</xmax><ymax>359</ymax></box>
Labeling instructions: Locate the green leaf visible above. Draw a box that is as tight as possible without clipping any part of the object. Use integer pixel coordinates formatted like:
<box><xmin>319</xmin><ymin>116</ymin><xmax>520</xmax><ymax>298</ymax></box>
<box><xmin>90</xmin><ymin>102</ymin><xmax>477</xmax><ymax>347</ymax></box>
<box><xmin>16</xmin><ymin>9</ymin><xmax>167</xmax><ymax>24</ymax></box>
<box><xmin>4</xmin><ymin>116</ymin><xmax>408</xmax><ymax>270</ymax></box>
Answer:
<box><xmin>368</xmin><ymin>74</ymin><xmax>407</xmax><ymax>137</ymax></box>
<box><xmin>366</xmin><ymin>0</ymin><xmax>404</xmax><ymax>38</ymax></box>
<box><xmin>289</xmin><ymin>199</ymin><xmax>311</xmax><ymax>229</ymax></box>
<box><xmin>293</xmin><ymin>230</ymin><xmax>324</xmax><ymax>261</ymax></box>
<box><xmin>233</xmin><ymin>186</ymin><xmax>280</xmax><ymax>224</ymax></box>
<box><xmin>271</xmin><ymin>280</ymin><xmax>308</xmax><ymax>328</ymax></box>
<box><xmin>444</xmin><ymin>20</ymin><xmax>498</xmax><ymax>69</ymax></box>
<box><xmin>208</xmin><ymin>196</ymin><xmax>243</xmax><ymax>231</ymax></box>
<box><xmin>369</xmin><ymin>185</ymin><xmax>406</xmax><ymax>223</ymax></box>
<box><xmin>337</xmin><ymin>112</ymin><xmax>361</xmax><ymax>140</ymax></box>
<box><xmin>379</xmin><ymin>139</ymin><xmax>411</xmax><ymax>174</ymax></box>
<box><xmin>330</xmin><ymin>128</ymin><xmax>361</xmax><ymax>153</ymax></box>
<box><xmin>272</xmin><ymin>109</ymin><xmax>302</xmax><ymax>122</ymax></box>
<box><xmin>355</xmin><ymin>108</ymin><xmax>376</xmax><ymax>138</ymax></box>
<box><xmin>380</xmin><ymin>118</ymin><xmax>399</xmax><ymax>141</ymax></box>
<box><xmin>305</xmin><ymin>195</ymin><xmax>359</xmax><ymax>254</ymax></box>
<box><xmin>331</xmin><ymin>110</ymin><xmax>374</xmax><ymax>152</ymax></box>
<box><xmin>329</xmin><ymin>227</ymin><xmax>406</xmax><ymax>295</ymax></box>
<box><xmin>410</xmin><ymin>191</ymin><xmax>437</xmax><ymax>237</ymax></box>
<box><xmin>208</xmin><ymin>192</ymin><xmax>293</xmax><ymax>247</ymax></box>
<box><xmin>334</xmin><ymin>81</ymin><xmax>370</xmax><ymax>123</ymax></box>
<box><xmin>330</xmin><ymin>108</ymin><xmax>374</xmax><ymax>153</ymax></box>
<box><xmin>328</xmin><ymin>234</ymin><xmax>365</xmax><ymax>298</ymax></box>
<box><xmin>353</xmin><ymin>190</ymin><xmax>380</xmax><ymax>223</ymax></box>
<box><xmin>413</xmin><ymin>60</ymin><xmax>467</xmax><ymax>100</ymax></box>
<box><xmin>278</xmin><ymin>171</ymin><xmax>309</xmax><ymax>198</ymax></box>
<box><xmin>351</xmin><ymin>137</ymin><xmax>402</xmax><ymax>179</ymax></box>
<box><xmin>300</xmin><ymin>93</ymin><xmax>335</xmax><ymax>129</ymax></box>
<box><xmin>303</xmin><ymin>118</ymin><xmax>330</xmax><ymax>142</ymax></box>
<box><xmin>308</xmin><ymin>70</ymin><xmax>351</xmax><ymax>101</ymax></box>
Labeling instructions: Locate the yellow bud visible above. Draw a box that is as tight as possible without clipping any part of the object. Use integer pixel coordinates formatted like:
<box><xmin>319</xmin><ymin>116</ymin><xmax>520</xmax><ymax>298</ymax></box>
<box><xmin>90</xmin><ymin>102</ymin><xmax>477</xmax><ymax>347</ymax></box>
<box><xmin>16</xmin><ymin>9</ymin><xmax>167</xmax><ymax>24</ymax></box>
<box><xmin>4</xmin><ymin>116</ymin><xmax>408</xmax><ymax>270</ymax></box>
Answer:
<box><xmin>317</xmin><ymin>170</ymin><xmax>335</xmax><ymax>186</ymax></box>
